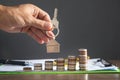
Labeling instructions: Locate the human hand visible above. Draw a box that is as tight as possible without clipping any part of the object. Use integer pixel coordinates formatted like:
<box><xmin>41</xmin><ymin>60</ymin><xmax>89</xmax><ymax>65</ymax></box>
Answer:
<box><xmin>0</xmin><ymin>4</ymin><xmax>55</xmax><ymax>44</ymax></box>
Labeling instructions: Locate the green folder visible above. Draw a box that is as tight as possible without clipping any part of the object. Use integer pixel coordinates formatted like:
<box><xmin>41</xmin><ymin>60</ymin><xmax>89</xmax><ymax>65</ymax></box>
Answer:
<box><xmin>0</xmin><ymin>69</ymin><xmax>120</xmax><ymax>75</ymax></box>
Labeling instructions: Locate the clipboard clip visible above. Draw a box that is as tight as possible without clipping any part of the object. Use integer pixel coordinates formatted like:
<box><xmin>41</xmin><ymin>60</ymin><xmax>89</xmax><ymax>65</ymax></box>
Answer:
<box><xmin>97</xmin><ymin>58</ymin><xmax>112</xmax><ymax>67</ymax></box>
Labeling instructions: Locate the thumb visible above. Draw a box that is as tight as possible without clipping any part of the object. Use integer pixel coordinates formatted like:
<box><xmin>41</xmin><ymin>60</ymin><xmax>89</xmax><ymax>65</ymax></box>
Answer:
<box><xmin>31</xmin><ymin>18</ymin><xmax>53</xmax><ymax>31</ymax></box>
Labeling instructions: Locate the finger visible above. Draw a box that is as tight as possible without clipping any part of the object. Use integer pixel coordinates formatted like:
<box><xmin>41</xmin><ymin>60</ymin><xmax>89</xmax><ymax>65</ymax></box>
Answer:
<box><xmin>31</xmin><ymin>18</ymin><xmax>53</xmax><ymax>31</ymax></box>
<box><xmin>27</xmin><ymin>29</ymin><xmax>45</xmax><ymax>44</ymax></box>
<box><xmin>46</xmin><ymin>31</ymin><xmax>55</xmax><ymax>39</ymax></box>
<box><xmin>37</xmin><ymin>8</ymin><xmax>51</xmax><ymax>22</ymax></box>
<box><xmin>5</xmin><ymin>27</ymin><xmax>22</xmax><ymax>33</ymax></box>
<box><xmin>31</xmin><ymin>27</ymin><xmax>50</xmax><ymax>43</ymax></box>
<box><xmin>20</xmin><ymin>26</ymin><xmax>31</xmax><ymax>33</ymax></box>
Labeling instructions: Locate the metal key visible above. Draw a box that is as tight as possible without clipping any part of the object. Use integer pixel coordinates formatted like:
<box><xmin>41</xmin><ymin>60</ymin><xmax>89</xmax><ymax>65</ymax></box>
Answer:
<box><xmin>52</xmin><ymin>8</ymin><xmax>59</xmax><ymax>37</ymax></box>
<box><xmin>52</xmin><ymin>8</ymin><xmax>59</xmax><ymax>30</ymax></box>
<box><xmin>46</xmin><ymin>8</ymin><xmax>59</xmax><ymax>38</ymax></box>
<box><xmin>46</xmin><ymin>8</ymin><xmax>60</xmax><ymax>53</ymax></box>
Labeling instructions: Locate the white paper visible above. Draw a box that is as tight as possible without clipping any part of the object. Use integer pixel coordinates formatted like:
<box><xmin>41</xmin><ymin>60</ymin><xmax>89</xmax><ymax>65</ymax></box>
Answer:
<box><xmin>0</xmin><ymin>58</ymin><xmax>118</xmax><ymax>71</ymax></box>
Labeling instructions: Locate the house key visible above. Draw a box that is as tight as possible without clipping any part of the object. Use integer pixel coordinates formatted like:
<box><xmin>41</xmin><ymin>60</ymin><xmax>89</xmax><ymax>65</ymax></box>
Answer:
<box><xmin>46</xmin><ymin>8</ymin><xmax>60</xmax><ymax>53</ymax></box>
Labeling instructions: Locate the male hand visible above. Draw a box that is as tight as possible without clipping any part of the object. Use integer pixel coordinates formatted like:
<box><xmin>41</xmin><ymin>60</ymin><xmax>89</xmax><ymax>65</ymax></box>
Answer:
<box><xmin>0</xmin><ymin>4</ymin><xmax>55</xmax><ymax>44</ymax></box>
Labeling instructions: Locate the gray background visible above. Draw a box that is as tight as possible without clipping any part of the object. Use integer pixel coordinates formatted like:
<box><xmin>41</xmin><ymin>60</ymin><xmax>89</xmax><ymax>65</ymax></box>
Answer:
<box><xmin>0</xmin><ymin>0</ymin><xmax>120</xmax><ymax>60</ymax></box>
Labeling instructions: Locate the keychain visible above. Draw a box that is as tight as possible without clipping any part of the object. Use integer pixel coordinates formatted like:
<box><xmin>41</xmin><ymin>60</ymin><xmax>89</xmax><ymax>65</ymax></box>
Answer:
<box><xmin>46</xmin><ymin>8</ymin><xmax>60</xmax><ymax>53</ymax></box>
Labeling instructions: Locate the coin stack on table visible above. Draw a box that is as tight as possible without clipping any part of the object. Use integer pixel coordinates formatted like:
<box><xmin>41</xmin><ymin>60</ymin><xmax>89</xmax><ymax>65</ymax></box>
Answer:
<box><xmin>56</xmin><ymin>58</ymin><xmax>65</xmax><ymax>71</ymax></box>
<box><xmin>78</xmin><ymin>48</ymin><xmax>88</xmax><ymax>71</ymax></box>
<box><xmin>68</xmin><ymin>56</ymin><xmax>76</xmax><ymax>71</ymax></box>
<box><xmin>23</xmin><ymin>67</ymin><xmax>32</xmax><ymax>71</ymax></box>
<box><xmin>45</xmin><ymin>61</ymin><xmax>53</xmax><ymax>71</ymax></box>
<box><xmin>34</xmin><ymin>63</ymin><xmax>42</xmax><ymax>71</ymax></box>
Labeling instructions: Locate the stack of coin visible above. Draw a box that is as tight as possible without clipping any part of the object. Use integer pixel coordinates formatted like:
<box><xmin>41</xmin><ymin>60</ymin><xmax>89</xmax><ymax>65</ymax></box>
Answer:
<box><xmin>34</xmin><ymin>63</ymin><xmax>42</xmax><ymax>71</ymax></box>
<box><xmin>45</xmin><ymin>61</ymin><xmax>53</xmax><ymax>71</ymax></box>
<box><xmin>78</xmin><ymin>48</ymin><xmax>88</xmax><ymax>71</ymax></box>
<box><xmin>23</xmin><ymin>67</ymin><xmax>32</xmax><ymax>71</ymax></box>
<box><xmin>68</xmin><ymin>56</ymin><xmax>76</xmax><ymax>71</ymax></box>
<box><xmin>56</xmin><ymin>58</ymin><xmax>65</xmax><ymax>71</ymax></box>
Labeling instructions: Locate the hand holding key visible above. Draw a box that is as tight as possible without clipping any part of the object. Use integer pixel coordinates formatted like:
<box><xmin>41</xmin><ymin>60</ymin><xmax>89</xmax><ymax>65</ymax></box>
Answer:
<box><xmin>0</xmin><ymin>4</ymin><xmax>55</xmax><ymax>44</ymax></box>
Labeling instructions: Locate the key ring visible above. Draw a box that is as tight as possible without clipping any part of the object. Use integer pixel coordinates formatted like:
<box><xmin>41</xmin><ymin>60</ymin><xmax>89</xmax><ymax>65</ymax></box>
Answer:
<box><xmin>52</xmin><ymin>23</ymin><xmax>60</xmax><ymax>37</ymax></box>
<box><xmin>46</xmin><ymin>25</ymin><xmax>60</xmax><ymax>38</ymax></box>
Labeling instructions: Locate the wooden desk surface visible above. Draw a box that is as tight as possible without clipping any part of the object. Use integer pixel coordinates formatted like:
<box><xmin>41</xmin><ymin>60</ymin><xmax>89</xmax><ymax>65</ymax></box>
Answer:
<box><xmin>0</xmin><ymin>60</ymin><xmax>120</xmax><ymax>80</ymax></box>
<box><xmin>0</xmin><ymin>74</ymin><xmax>119</xmax><ymax>80</ymax></box>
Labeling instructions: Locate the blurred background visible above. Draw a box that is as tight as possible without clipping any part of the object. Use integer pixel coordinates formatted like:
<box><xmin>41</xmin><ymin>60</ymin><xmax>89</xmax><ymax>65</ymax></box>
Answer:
<box><xmin>0</xmin><ymin>0</ymin><xmax>120</xmax><ymax>60</ymax></box>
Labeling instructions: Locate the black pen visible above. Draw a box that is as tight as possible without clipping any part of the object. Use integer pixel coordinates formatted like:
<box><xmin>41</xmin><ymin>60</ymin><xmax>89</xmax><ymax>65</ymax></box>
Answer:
<box><xmin>0</xmin><ymin>59</ymin><xmax>29</xmax><ymax>66</ymax></box>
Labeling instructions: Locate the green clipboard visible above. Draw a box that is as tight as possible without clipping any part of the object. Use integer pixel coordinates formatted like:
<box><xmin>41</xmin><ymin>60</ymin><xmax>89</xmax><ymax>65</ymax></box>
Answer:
<box><xmin>0</xmin><ymin>69</ymin><xmax>120</xmax><ymax>75</ymax></box>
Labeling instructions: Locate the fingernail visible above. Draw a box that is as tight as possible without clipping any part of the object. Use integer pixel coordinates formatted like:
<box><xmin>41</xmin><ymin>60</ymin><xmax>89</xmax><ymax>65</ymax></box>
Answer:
<box><xmin>41</xmin><ymin>41</ymin><xmax>45</xmax><ymax>44</ymax></box>
<box><xmin>39</xmin><ymin>40</ymin><xmax>44</xmax><ymax>44</ymax></box>
<box><xmin>44</xmin><ymin>22</ymin><xmax>52</xmax><ymax>30</ymax></box>
<box><xmin>46</xmin><ymin>31</ymin><xmax>55</xmax><ymax>38</ymax></box>
<box><xmin>52</xmin><ymin>36</ymin><xmax>55</xmax><ymax>40</ymax></box>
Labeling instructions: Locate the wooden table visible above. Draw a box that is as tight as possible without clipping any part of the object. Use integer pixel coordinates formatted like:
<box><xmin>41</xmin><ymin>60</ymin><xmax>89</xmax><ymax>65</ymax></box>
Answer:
<box><xmin>0</xmin><ymin>60</ymin><xmax>119</xmax><ymax>80</ymax></box>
